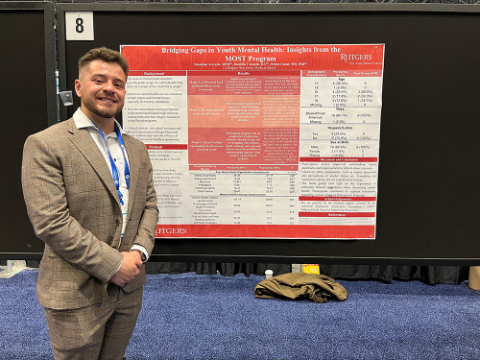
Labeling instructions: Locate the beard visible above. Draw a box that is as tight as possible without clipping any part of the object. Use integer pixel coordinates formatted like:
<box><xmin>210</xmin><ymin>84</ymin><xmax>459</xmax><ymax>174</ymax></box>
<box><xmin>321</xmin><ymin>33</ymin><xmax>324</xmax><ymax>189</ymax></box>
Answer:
<box><xmin>82</xmin><ymin>96</ymin><xmax>123</xmax><ymax>119</ymax></box>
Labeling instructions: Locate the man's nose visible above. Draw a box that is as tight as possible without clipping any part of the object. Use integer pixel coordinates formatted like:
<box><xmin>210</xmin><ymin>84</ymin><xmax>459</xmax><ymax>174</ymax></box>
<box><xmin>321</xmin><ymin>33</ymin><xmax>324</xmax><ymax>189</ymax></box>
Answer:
<box><xmin>103</xmin><ymin>81</ymin><xmax>116</xmax><ymax>93</ymax></box>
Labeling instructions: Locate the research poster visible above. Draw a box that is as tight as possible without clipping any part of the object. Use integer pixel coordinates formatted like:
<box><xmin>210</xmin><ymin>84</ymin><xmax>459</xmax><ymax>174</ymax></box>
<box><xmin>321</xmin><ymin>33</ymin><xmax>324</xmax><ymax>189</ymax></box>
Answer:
<box><xmin>121</xmin><ymin>44</ymin><xmax>384</xmax><ymax>239</ymax></box>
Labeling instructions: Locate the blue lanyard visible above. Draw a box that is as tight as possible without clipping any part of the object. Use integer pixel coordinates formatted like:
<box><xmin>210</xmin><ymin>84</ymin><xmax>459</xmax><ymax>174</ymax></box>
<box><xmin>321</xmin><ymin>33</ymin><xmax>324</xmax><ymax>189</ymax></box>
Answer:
<box><xmin>91</xmin><ymin>121</ymin><xmax>130</xmax><ymax>205</ymax></box>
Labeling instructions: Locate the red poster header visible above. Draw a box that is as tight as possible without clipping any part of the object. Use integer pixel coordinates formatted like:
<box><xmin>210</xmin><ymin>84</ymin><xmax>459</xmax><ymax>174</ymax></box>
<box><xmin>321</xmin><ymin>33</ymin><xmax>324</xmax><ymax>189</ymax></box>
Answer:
<box><xmin>145</xmin><ymin>144</ymin><xmax>188</xmax><ymax>150</ymax></box>
<box><xmin>300</xmin><ymin>157</ymin><xmax>378</xmax><ymax>162</ymax></box>
<box><xmin>299</xmin><ymin>197</ymin><xmax>377</xmax><ymax>202</ymax></box>
<box><xmin>129</xmin><ymin>71</ymin><xmax>186</xmax><ymax>77</ymax></box>
<box><xmin>155</xmin><ymin>224</ymin><xmax>375</xmax><ymax>239</ymax></box>
<box><xmin>299</xmin><ymin>212</ymin><xmax>376</xmax><ymax>218</ymax></box>
<box><xmin>189</xmin><ymin>164</ymin><xmax>298</xmax><ymax>171</ymax></box>
<box><xmin>121</xmin><ymin>44</ymin><xmax>384</xmax><ymax>72</ymax></box>
<box><xmin>302</xmin><ymin>70</ymin><xmax>382</xmax><ymax>77</ymax></box>
<box><xmin>190</xmin><ymin>71</ymin><xmax>300</xmax><ymax>77</ymax></box>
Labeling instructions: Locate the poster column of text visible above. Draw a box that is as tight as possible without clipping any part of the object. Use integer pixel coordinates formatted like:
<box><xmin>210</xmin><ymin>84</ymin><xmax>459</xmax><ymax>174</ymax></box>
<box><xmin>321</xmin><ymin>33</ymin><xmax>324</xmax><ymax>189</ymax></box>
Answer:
<box><xmin>299</xmin><ymin>70</ymin><xmax>381</xmax><ymax>239</ymax></box>
<box><xmin>123</xmin><ymin>70</ymin><xmax>190</xmax><ymax>231</ymax></box>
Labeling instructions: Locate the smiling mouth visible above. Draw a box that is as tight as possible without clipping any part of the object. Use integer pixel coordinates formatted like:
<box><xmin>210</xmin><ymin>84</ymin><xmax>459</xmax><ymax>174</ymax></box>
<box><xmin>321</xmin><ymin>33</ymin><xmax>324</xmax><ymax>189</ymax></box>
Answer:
<box><xmin>98</xmin><ymin>98</ymin><xmax>116</xmax><ymax>103</ymax></box>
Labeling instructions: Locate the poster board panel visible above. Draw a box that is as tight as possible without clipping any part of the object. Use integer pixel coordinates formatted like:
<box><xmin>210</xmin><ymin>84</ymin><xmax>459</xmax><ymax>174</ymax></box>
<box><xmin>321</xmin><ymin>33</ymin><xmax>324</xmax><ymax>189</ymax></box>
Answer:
<box><xmin>0</xmin><ymin>2</ymin><xmax>56</xmax><ymax>259</ymax></box>
<box><xmin>56</xmin><ymin>4</ymin><xmax>480</xmax><ymax>265</ymax></box>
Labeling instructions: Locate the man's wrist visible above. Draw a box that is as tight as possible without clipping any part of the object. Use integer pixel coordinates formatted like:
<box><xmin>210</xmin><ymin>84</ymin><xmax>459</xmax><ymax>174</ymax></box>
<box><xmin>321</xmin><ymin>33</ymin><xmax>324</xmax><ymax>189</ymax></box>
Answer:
<box><xmin>131</xmin><ymin>244</ymin><xmax>148</xmax><ymax>264</ymax></box>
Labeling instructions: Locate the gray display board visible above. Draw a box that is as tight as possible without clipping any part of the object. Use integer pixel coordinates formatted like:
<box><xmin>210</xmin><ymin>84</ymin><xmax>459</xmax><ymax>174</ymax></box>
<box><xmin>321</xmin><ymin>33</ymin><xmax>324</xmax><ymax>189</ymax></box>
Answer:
<box><xmin>53</xmin><ymin>4</ymin><xmax>480</xmax><ymax>265</ymax></box>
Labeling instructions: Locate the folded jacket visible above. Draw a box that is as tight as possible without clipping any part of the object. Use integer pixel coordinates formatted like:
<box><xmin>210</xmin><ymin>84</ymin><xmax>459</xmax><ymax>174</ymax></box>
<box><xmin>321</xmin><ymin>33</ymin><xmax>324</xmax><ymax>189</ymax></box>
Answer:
<box><xmin>254</xmin><ymin>272</ymin><xmax>347</xmax><ymax>303</ymax></box>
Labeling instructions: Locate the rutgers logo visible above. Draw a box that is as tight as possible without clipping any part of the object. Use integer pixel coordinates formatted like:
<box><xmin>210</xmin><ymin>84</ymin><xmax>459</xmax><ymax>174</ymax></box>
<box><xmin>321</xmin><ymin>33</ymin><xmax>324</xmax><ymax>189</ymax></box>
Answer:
<box><xmin>157</xmin><ymin>227</ymin><xmax>187</xmax><ymax>234</ymax></box>
<box><xmin>341</xmin><ymin>54</ymin><xmax>373</xmax><ymax>63</ymax></box>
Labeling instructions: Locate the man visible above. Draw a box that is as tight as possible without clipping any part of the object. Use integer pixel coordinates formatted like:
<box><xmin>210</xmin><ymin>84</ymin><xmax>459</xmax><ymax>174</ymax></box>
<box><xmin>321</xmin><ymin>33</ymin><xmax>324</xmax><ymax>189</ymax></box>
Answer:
<box><xmin>21</xmin><ymin>47</ymin><xmax>158</xmax><ymax>360</ymax></box>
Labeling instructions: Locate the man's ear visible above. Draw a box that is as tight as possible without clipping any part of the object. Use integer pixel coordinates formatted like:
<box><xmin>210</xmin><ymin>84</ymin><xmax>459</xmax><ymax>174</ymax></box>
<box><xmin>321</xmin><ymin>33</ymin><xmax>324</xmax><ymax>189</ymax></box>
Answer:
<box><xmin>74</xmin><ymin>79</ymin><xmax>82</xmax><ymax>98</ymax></box>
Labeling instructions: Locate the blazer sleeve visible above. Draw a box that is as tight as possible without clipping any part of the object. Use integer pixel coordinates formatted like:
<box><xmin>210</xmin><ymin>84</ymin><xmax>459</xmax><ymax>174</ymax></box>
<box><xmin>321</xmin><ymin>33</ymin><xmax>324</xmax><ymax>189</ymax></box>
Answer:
<box><xmin>132</xmin><ymin>145</ymin><xmax>158</xmax><ymax>256</ymax></box>
<box><xmin>21</xmin><ymin>130</ymin><xmax>123</xmax><ymax>283</ymax></box>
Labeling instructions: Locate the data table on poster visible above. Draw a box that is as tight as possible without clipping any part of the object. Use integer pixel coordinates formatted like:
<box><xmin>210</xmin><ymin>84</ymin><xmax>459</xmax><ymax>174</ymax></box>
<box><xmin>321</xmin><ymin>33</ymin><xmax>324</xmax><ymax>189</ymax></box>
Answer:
<box><xmin>121</xmin><ymin>44</ymin><xmax>384</xmax><ymax>239</ymax></box>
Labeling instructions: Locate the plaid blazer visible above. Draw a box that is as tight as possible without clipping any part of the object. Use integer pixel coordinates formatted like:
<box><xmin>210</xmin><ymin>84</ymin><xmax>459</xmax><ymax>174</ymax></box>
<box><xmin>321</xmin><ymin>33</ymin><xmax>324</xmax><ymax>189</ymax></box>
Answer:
<box><xmin>22</xmin><ymin>118</ymin><xmax>158</xmax><ymax>310</ymax></box>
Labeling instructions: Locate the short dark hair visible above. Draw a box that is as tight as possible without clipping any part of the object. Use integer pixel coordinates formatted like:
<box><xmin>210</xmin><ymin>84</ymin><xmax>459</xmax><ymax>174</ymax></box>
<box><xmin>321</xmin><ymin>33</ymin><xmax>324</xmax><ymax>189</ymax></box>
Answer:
<box><xmin>78</xmin><ymin>47</ymin><xmax>129</xmax><ymax>78</ymax></box>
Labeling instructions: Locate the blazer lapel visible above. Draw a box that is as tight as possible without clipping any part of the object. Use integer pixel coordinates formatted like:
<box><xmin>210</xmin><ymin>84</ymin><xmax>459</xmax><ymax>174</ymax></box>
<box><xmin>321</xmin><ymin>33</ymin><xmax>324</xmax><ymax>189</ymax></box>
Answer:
<box><xmin>67</xmin><ymin>120</ymin><xmax>121</xmax><ymax>209</ymax></box>
<box><xmin>123</xmin><ymin>134</ymin><xmax>140</xmax><ymax>221</ymax></box>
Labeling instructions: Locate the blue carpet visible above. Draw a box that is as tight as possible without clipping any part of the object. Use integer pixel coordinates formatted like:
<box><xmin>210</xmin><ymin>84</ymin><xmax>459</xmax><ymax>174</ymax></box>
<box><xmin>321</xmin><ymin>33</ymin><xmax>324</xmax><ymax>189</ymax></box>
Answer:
<box><xmin>1</xmin><ymin>270</ymin><xmax>479</xmax><ymax>359</ymax></box>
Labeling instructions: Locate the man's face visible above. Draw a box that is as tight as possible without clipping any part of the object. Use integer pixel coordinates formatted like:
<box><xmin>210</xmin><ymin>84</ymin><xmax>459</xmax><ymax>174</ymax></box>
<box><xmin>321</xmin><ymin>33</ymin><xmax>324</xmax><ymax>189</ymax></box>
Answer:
<box><xmin>75</xmin><ymin>59</ymin><xmax>126</xmax><ymax>121</ymax></box>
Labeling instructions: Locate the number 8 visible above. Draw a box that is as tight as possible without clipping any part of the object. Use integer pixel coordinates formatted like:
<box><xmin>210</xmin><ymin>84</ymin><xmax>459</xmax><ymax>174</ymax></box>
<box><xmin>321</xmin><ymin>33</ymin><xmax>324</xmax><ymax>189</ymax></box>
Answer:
<box><xmin>76</xmin><ymin>18</ymin><xmax>84</xmax><ymax>33</ymax></box>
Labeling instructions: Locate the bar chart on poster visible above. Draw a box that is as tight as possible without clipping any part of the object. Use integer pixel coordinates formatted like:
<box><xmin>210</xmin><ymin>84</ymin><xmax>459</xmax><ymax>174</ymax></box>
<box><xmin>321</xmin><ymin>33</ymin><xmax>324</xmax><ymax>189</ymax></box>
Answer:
<box><xmin>121</xmin><ymin>44</ymin><xmax>384</xmax><ymax>240</ymax></box>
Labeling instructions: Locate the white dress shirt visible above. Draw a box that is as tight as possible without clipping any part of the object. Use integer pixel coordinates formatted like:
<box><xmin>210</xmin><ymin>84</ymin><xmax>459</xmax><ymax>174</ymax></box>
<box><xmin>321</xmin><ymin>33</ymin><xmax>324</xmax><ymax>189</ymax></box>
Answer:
<box><xmin>73</xmin><ymin>108</ymin><xmax>148</xmax><ymax>266</ymax></box>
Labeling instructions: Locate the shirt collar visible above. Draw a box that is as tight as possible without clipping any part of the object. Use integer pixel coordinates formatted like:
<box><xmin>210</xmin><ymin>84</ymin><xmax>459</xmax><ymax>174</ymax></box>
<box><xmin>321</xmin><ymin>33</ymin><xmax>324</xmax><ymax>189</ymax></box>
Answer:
<box><xmin>73</xmin><ymin>108</ymin><xmax>126</xmax><ymax>135</ymax></box>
